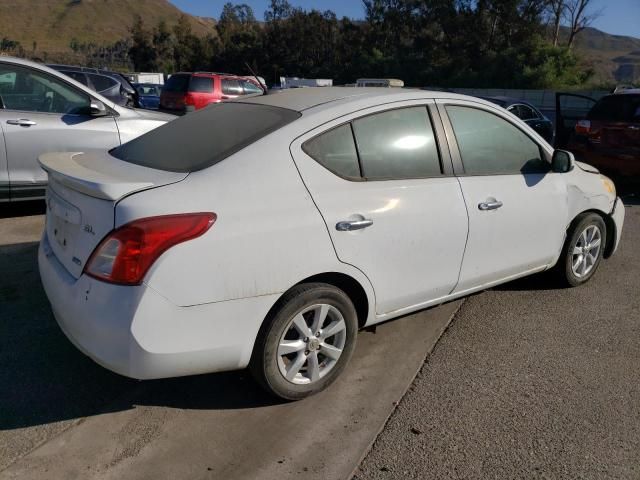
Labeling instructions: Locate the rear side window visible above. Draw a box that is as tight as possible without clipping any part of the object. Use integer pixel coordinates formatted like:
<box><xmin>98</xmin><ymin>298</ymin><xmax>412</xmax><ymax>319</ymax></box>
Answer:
<box><xmin>164</xmin><ymin>74</ymin><xmax>190</xmax><ymax>93</ymax></box>
<box><xmin>111</xmin><ymin>103</ymin><xmax>301</xmax><ymax>172</ymax></box>
<box><xmin>189</xmin><ymin>76</ymin><xmax>213</xmax><ymax>93</ymax></box>
<box><xmin>352</xmin><ymin>107</ymin><xmax>442</xmax><ymax>179</ymax></box>
<box><xmin>446</xmin><ymin>106</ymin><xmax>547</xmax><ymax>175</ymax></box>
<box><xmin>62</xmin><ymin>71</ymin><xmax>88</xmax><ymax>86</ymax></box>
<box><xmin>588</xmin><ymin>95</ymin><xmax>640</xmax><ymax>122</ymax></box>
<box><xmin>303</xmin><ymin>124</ymin><xmax>360</xmax><ymax>178</ymax></box>
<box><xmin>222</xmin><ymin>79</ymin><xmax>243</xmax><ymax>95</ymax></box>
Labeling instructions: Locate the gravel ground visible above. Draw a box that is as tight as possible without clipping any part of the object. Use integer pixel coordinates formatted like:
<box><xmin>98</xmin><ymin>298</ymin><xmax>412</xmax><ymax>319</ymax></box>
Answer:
<box><xmin>355</xmin><ymin>200</ymin><xmax>640</xmax><ymax>480</ymax></box>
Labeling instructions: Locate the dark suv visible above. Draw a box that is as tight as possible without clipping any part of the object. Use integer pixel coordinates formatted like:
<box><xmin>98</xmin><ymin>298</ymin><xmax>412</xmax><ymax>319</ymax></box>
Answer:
<box><xmin>159</xmin><ymin>72</ymin><xmax>264</xmax><ymax>113</ymax></box>
<box><xmin>564</xmin><ymin>93</ymin><xmax>640</xmax><ymax>179</ymax></box>
<box><xmin>48</xmin><ymin>64</ymin><xmax>139</xmax><ymax>107</ymax></box>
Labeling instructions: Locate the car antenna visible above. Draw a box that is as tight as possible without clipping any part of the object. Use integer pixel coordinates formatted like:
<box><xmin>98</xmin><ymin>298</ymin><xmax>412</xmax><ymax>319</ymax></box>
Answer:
<box><xmin>245</xmin><ymin>62</ymin><xmax>267</xmax><ymax>95</ymax></box>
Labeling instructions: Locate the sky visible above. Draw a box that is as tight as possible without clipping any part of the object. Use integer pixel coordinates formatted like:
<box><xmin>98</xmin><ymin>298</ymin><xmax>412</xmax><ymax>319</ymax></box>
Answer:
<box><xmin>169</xmin><ymin>0</ymin><xmax>640</xmax><ymax>39</ymax></box>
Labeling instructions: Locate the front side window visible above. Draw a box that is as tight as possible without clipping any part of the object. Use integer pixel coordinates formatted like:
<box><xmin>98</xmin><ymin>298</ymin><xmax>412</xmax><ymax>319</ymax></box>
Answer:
<box><xmin>221</xmin><ymin>79</ymin><xmax>243</xmax><ymax>95</ymax></box>
<box><xmin>241</xmin><ymin>80</ymin><xmax>263</xmax><ymax>95</ymax></box>
<box><xmin>302</xmin><ymin>124</ymin><xmax>360</xmax><ymax>178</ymax></box>
<box><xmin>446</xmin><ymin>105</ymin><xmax>547</xmax><ymax>175</ymax></box>
<box><xmin>352</xmin><ymin>107</ymin><xmax>442</xmax><ymax>179</ymax></box>
<box><xmin>0</xmin><ymin>63</ymin><xmax>90</xmax><ymax>114</ymax></box>
<box><xmin>518</xmin><ymin>105</ymin><xmax>539</xmax><ymax>120</ymax></box>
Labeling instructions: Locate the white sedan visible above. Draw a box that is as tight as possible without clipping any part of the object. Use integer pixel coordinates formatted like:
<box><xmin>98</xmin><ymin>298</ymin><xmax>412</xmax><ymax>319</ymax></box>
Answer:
<box><xmin>38</xmin><ymin>88</ymin><xmax>625</xmax><ymax>400</ymax></box>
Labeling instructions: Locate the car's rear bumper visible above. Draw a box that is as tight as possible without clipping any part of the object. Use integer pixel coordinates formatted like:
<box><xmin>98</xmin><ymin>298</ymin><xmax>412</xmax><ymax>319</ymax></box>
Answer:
<box><xmin>608</xmin><ymin>197</ymin><xmax>625</xmax><ymax>257</ymax></box>
<box><xmin>39</xmin><ymin>232</ymin><xmax>278</xmax><ymax>380</ymax></box>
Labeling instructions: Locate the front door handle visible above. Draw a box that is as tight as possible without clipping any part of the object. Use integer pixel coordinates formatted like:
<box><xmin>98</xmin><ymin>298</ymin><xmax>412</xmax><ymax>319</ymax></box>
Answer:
<box><xmin>478</xmin><ymin>200</ymin><xmax>503</xmax><ymax>211</ymax></box>
<box><xmin>7</xmin><ymin>119</ymin><xmax>37</xmax><ymax>127</ymax></box>
<box><xmin>336</xmin><ymin>218</ymin><xmax>373</xmax><ymax>231</ymax></box>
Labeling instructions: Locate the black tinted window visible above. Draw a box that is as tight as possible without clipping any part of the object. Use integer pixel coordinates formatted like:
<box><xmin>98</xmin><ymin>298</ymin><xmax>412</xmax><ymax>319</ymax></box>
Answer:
<box><xmin>62</xmin><ymin>71</ymin><xmax>88</xmax><ymax>86</ymax></box>
<box><xmin>222</xmin><ymin>79</ymin><xmax>243</xmax><ymax>95</ymax></box>
<box><xmin>588</xmin><ymin>95</ymin><xmax>640</xmax><ymax>122</ymax></box>
<box><xmin>111</xmin><ymin>103</ymin><xmax>300</xmax><ymax>172</ymax></box>
<box><xmin>447</xmin><ymin>106</ymin><xmax>547</xmax><ymax>175</ymax></box>
<box><xmin>164</xmin><ymin>74</ymin><xmax>190</xmax><ymax>93</ymax></box>
<box><xmin>87</xmin><ymin>73</ymin><xmax>118</xmax><ymax>92</ymax></box>
<box><xmin>352</xmin><ymin>107</ymin><xmax>442</xmax><ymax>179</ymax></box>
<box><xmin>189</xmin><ymin>76</ymin><xmax>213</xmax><ymax>93</ymax></box>
<box><xmin>518</xmin><ymin>105</ymin><xmax>539</xmax><ymax>120</ymax></box>
<box><xmin>303</xmin><ymin>124</ymin><xmax>360</xmax><ymax>178</ymax></box>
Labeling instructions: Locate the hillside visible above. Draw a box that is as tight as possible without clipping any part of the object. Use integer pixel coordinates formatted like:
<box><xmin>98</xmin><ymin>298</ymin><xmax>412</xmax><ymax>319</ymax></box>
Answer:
<box><xmin>567</xmin><ymin>27</ymin><xmax>640</xmax><ymax>85</ymax></box>
<box><xmin>0</xmin><ymin>0</ymin><xmax>214</xmax><ymax>55</ymax></box>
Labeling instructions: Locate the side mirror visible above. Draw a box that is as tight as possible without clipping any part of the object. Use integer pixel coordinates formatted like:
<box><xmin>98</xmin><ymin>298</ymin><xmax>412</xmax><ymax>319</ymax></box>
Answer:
<box><xmin>551</xmin><ymin>149</ymin><xmax>575</xmax><ymax>173</ymax></box>
<box><xmin>90</xmin><ymin>100</ymin><xmax>107</xmax><ymax>116</ymax></box>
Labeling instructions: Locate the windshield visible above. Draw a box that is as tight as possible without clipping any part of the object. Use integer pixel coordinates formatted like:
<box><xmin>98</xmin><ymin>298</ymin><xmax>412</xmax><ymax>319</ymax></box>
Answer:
<box><xmin>588</xmin><ymin>95</ymin><xmax>640</xmax><ymax>122</ymax></box>
<box><xmin>111</xmin><ymin>102</ymin><xmax>301</xmax><ymax>172</ymax></box>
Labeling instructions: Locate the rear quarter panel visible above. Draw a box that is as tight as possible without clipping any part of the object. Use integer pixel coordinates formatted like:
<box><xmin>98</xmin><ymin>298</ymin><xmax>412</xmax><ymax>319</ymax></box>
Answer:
<box><xmin>115</xmin><ymin>129</ymin><xmax>375</xmax><ymax>317</ymax></box>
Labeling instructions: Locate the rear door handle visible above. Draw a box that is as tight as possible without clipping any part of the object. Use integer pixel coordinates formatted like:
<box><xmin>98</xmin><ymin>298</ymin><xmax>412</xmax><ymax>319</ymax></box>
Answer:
<box><xmin>478</xmin><ymin>200</ymin><xmax>503</xmax><ymax>211</ymax></box>
<box><xmin>7</xmin><ymin>119</ymin><xmax>36</xmax><ymax>126</ymax></box>
<box><xmin>336</xmin><ymin>219</ymin><xmax>373</xmax><ymax>231</ymax></box>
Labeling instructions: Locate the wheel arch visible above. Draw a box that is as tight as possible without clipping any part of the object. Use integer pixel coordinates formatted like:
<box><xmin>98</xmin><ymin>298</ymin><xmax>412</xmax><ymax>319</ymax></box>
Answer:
<box><xmin>263</xmin><ymin>272</ymin><xmax>372</xmax><ymax>331</ymax></box>
<box><xmin>567</xmin><ymin>208</ymin><xmax>615</xmax><ymax>258</ymax></box>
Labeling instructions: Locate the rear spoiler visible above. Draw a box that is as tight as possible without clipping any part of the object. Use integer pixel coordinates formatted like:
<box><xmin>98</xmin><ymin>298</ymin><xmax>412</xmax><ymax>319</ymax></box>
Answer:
<box><xmin>39</xmin><ymin>152</ymin><xmax>187</xmax><ymax>201</ymax></box>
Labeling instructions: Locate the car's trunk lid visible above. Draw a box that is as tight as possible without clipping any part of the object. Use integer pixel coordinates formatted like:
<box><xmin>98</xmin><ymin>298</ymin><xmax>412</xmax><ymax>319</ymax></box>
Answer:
<box><xmin>39</xmin><ymin>151</ymin><xmax>187</xmax><ymax>279</ymax></box>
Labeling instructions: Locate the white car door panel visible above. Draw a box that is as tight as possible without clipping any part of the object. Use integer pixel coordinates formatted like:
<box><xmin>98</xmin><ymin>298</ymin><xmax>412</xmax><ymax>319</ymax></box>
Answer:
<box><xmin>454</xmin><ymin>174</ymin><xmax>567</xmax><ymax>290</ymax></box>
<box><xmin>437</xmin><ymin>100</ymin><xmax>568</xmax><ymax>292</ymax></box>
<box><xmin>291</xmin><ymin>101</ymin><xmax>469</xmax><ymax>315</ymax></box>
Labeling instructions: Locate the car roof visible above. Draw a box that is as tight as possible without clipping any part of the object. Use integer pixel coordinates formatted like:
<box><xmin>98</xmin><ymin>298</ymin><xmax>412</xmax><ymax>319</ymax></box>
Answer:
<box><xmin>240</xmin><ymin>87</ymin><xmax>486</xmax><ymax>112</ymax></box>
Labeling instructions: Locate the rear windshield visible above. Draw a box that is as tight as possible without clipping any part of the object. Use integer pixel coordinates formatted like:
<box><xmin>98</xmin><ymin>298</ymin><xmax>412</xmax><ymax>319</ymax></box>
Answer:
<box><xmin>163</xmin><ymin>74</ymin><xmax>190</xmax><ymax>93</ymax></box>
<box><xmin>111</xmin><ymin>103</ymin><xmax>301</xmax><ymax>172</ymax></box>
<box><xmin>588</xmin><ymin>95</ymin><xmax>640</xmax><ymax>122</ymax></box>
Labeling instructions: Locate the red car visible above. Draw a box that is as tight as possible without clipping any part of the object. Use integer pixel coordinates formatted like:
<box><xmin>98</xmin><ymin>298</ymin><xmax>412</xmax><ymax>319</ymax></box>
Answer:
<box><xmin>557</xmin><ymin>92</ymin><xmax>640</xmax><ymax>180</ymax></box>
<box><xmin>159</xmin><ymin>72</ymin><xmax>264</xmax><ymax>113</ymax></box>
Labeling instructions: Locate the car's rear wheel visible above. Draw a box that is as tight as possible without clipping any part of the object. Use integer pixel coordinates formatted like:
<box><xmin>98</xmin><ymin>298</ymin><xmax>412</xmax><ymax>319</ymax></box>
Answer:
<box><xmin>559</xmin><ymin>213</ymin><xmax>606</xmax><ymax>287</ymax></box>
<box><xmin>250</xmin><ymin>283</ymin><xmax>358</xmax><ymax>400</ymax></box>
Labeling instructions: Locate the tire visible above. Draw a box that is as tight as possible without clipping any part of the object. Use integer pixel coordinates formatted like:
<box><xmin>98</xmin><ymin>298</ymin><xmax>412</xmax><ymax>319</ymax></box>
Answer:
<box><xmin>558</xmin><ymin>213</ymin><xmax>606</xmax><ymax>287</ymax></box>
<box><xmin>250</xmin><ymin>283</ymin><xmax>358</xmax><ymax>400</ymax></box>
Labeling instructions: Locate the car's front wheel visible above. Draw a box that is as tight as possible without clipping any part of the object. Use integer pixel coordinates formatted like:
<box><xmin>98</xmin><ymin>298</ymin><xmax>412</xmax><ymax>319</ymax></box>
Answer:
<box><xmin>250</xmin><ymin>283</ymin><xmax>358</xmax><ymax>400</ymax></box>
<box><xmin>559</xmin><ymin>213</ymin><xmax>606</xmax><ymax>287</ymax></box>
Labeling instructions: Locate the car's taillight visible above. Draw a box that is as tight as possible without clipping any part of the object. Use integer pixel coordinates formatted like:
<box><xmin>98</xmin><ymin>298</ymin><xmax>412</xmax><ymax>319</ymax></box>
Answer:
<box><xmin>575</xmin><ymin>119</ymin><xmax>591</xmax><ymax>135</ymax></box>
<box><xmin>84</xmin><ymin>213</ymin><xmax>216</xmax><ymax>286</ymax></box>
<box><xmin>184</xmin><ymin>93</ymin><xmax>196</xmax><ymax>106</ymax></box>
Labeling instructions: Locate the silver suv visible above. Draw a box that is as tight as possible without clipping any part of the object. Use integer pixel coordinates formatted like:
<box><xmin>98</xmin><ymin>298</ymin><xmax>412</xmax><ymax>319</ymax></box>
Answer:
<box><xmin>0</xmin><ymin>57</ymin><xmax>174</xmax><ymax>202</ymax></box>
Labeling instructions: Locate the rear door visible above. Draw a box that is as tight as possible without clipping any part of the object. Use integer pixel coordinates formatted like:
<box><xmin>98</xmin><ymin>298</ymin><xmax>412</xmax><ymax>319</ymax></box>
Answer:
<box><xmin>187</xmin><ymin>75</ymin><xmax>214</xmax><ymax>109</ymax></box>
<box><xmin>0</xmin><ymin>61</ymin><xmax>120</xmax><ymax>200</ymax></box>
<box><xmin>220</xmin><ymin>78</ymin><xmax>243</xmax><ymax>101</ymax></box>
<box><xmin>291</xmin><ymin>101</ymin><xmax>469</xmax><ymax>315</ymax></box>
<box><xmin>438</xmin><ymin>100</ymin><xmax>568</xmax><ymax>291</ymax></box>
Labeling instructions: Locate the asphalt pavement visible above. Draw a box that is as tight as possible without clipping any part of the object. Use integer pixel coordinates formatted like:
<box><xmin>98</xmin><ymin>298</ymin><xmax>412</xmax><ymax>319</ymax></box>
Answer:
<box><xmin>0</xmin><ymin>201</ymin><xmax>461</xmax><ymax>479</ymax></box>
<box><xmin>1</xmin><ymin>196</ymin><xmax>638</xmax><ymax>479</ymax></box>
<box><xmin>355</xmin><ymin>197</ymin><xmax>639</xmax><ymax>480</ymax></box>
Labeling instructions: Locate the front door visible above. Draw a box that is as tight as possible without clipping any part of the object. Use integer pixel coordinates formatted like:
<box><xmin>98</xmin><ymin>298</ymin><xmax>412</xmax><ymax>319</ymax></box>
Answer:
<box><xmin>291</xmin><ymin>102</ymin><xmax>469</xmax><ymax>315</ymax></box>
<box><xmin>0</xmin><ymin>62</ymin><xmax>119</xmax><ymax>200</ymax></box>
<box><xmin>438</xmin><ymin>101</ymin><xmax>568</xmax><ymax>292</ymax></box>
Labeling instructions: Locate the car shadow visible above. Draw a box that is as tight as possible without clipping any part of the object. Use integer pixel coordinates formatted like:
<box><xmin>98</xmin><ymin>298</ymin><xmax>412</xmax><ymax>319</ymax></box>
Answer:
<box><xmin>0</xmin><ymin>241</ymin><xmax>280</xmax><ymax>432</ymax></box>
<box><xmin>492</xmin><ymin>269</ymin><xmax>564</xmax><ymax>292</ymax></box>
<box><xmin>0</xmin><ymin>200</ymin><xmax>45</xmax><ymax>219</ymax></box>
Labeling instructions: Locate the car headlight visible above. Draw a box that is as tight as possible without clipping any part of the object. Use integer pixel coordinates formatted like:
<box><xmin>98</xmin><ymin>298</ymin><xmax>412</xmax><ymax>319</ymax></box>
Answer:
<box><xmin>600</xmin><ymin>175</ymin><xmax>616</xmax><ymax>196</ymax></box>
